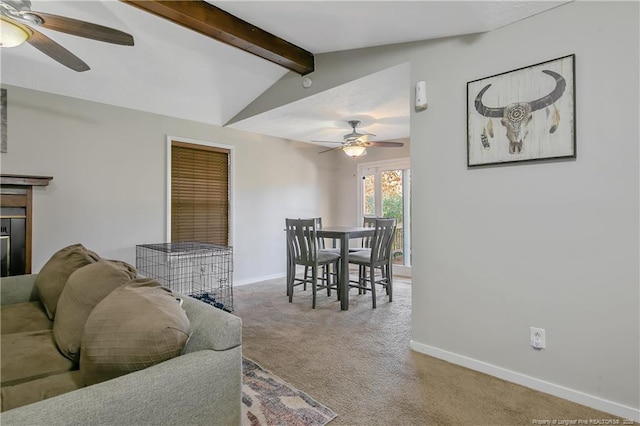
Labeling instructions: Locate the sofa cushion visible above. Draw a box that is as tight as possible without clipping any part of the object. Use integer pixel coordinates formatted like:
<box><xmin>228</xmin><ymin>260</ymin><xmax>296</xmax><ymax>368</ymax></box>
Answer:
<box><xmin>0</xmin><ymin>330</ymin><xmax>76</xmax><ymax>387</ymax></box>
<box><xmin>53</xmin><ymin>260</ymin><xmax>137</xmax><ymax>363</ymax></box>
<box><xmin>35</xmin><ymin>244</ymin><xmax>101</xmax><ymax>320</ymax></box>
<box><xmin>0</xmin><ymin>301</ymin><xmax>52</xmax><ymax>335</ymax></box>
<box><xmin>80</xmin><ymin>278</ymin><xmax>190</xmax><ymax>386</ymax></box>
<box><xmin>0</xmin><ymin>371</ymin><xmax>84</xmax><ymax>413</ymax></box>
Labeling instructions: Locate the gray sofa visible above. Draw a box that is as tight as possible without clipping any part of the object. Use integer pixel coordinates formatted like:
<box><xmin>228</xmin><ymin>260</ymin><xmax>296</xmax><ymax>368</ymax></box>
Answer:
<box><xmin>0</xmin><ymin>273</ymin><xmax>243</xmax><ymax>426</ymax></box>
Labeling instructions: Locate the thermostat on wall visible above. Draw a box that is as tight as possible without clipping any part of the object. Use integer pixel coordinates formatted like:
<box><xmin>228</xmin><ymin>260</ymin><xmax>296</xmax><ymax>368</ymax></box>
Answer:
<box><xmin>415</xmin><ymin>80</ymin><xmax>428</xmax><ymax>111</ymax></box>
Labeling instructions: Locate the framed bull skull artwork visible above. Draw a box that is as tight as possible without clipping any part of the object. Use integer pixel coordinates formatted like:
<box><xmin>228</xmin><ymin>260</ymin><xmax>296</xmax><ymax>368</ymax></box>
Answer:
<box><xmin>467</xmin><ymin>54</ymin><xmax>575</xmax><ymax>167</ymax></box>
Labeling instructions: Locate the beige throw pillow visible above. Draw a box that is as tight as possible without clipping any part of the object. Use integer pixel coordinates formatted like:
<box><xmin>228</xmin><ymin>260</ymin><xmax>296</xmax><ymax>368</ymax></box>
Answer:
<box><xmin>80</xmin><ymin>278</ymin><xmax>190</xmax><ymax>386</ymax></box>
<box><xmin>35</xmin><ymin>244</ymin><xmax>101</xmax><ymax>320</ymax></box>
<box><xmin>53</xmin><ymin>260</ymin><xmax>137</xmax><ymax>363</ymax></box>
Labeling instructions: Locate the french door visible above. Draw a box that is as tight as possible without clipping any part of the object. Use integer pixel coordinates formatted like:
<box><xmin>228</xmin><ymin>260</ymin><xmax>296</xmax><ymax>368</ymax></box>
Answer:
<box><xmin>357</xmin><ymin>158</ymin><xmax>411</xmax><ymax>277</ymax></box>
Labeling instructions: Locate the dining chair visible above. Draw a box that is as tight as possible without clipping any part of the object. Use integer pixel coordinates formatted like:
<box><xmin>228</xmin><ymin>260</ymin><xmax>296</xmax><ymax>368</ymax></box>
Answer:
<box><xmin>314</xmin><ymin>217</ymin><xmax>340</xmax><ymax>285</ymax></box>
<box><xmin>285</xmin><ymin>218</ymin><xmax>341</xmax><ymax>308</ymax></box>
<box><xmin>347</xmin><ymin>218</ymin><xmax>396</xmax><ymax>308</ymax></box>
<box><xmin>351</xmin><ymin>216</ymin><xmax>380</xmax><ymax>294</ymax></box>
<box><xmin>295</xmin><ymin>218</ymin><xmax>340</xmax><ymax>291</ymax></box>
<box><xmin>286</xmin><ymin>217</ymin><xmax>336</xmax><ymax>296</ymax></box>
<box><xmin>349</xmin><ymin>216</ymin><xmax>377</xmax><ymax>254</ymax></box>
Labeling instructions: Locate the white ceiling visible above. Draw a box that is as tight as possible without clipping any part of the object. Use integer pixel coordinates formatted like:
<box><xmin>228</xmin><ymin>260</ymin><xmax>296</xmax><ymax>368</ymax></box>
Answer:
<box><xmin>0</xmin><ymin>0</ymin><xmax>568</xmax><ymax>145</ymax></box>
<box><xmin>227</xmin><ymin>62</ymin><xmax>412</xmax><ymax>146</ymax></box>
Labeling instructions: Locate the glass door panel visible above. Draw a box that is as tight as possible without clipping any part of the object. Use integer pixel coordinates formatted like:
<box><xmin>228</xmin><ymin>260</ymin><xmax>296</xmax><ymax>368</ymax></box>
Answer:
<box><xmin>358</xmin><ymin>160</ymin><xmax>411</xmax><ymax>276</ymax></box>
<box><xmin>381</xmin><ymin>170</ymin><xmax>403</xmax><ymax>266</ymax></box>
<box><xmin>363</xmin><ymin>174</ymin><xmax>376</xmax><ymax>217</ymax></box>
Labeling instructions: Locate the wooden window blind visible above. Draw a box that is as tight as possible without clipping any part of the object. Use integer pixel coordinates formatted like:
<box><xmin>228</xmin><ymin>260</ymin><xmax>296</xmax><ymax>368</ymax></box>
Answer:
<box><xmin>171</xmin><ymin>141</ymin><xmax>229</xmax><ymax>245</ymax></box>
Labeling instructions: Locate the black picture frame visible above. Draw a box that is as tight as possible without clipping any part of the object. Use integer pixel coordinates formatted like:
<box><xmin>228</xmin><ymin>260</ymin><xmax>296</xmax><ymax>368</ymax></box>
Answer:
<box><xmin>467</xmin><ymin>54</ymin><xmax>576</xmax><ymax>167</ymax></box>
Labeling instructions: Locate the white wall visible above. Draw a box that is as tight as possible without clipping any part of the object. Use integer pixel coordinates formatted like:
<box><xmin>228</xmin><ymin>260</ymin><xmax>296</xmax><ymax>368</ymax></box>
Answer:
<box><xmin>0</xmin><ymin>86</ymin><xmax>337</xmax><ymax>285</ymax></box>
<box><xmin>229</xmin><ymin>0</ymin><xmax>640</xmax><ymax>418</ymax></box>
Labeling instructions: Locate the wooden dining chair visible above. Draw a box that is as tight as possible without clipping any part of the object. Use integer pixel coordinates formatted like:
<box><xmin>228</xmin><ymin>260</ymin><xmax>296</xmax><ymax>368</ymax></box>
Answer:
<box><xmin>295</xmin><ymin>218</ymin><xmax>340</xmax><ymax>292</ymax></box>
<box><xmin>347</xmin><ymin>218</ymin><xmax>396</xmax><ymax>308</ymax></box>
<box><xmin>285</xmin><ymin>218</ymin><xmax>341</xmax><ymax>309</ymax></box>
<box><xmin>352</xmin><ymin>216</ymin><xmax>381</xmax><ymax>294</ymax></box>
<box><xmin>314</xmin><ymin>217</ymin><xmax>340</xmax><ymax>287</ymax></box>
<box><xmin>286</xmin><ymin>217</ymin><xmax>335</xmax><ymax>296</ymax></box>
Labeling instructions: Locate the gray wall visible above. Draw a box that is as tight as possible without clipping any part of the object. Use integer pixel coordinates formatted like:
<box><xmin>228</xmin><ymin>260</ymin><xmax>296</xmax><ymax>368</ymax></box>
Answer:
<box><xmin>0</xmin><ymin>87</ymin><xmax>337</xmax><ymax>285</ymax></box>
<box><xmin>232</xmin><ymin>0</ymin><xmax>640</xmax><ymax>417</ymax></box>
<box><xmin>411</xmin><ymin>0</ymin><xmax>639</xmax><ymax>415</ymax></box>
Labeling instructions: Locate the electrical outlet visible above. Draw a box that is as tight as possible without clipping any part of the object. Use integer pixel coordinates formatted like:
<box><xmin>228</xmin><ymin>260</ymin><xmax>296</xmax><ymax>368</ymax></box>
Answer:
<box><xmin>530</xmin><ymin>327</ymin><xmax>546</xmax><ymax>349</ymax></box>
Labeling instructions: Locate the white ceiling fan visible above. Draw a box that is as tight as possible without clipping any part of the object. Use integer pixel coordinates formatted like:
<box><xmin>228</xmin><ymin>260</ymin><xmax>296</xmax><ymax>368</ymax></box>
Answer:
<box><xmin>313</xmin><ymin>120</ymin><xmax>404</xmax><ymax>157</ymax></box>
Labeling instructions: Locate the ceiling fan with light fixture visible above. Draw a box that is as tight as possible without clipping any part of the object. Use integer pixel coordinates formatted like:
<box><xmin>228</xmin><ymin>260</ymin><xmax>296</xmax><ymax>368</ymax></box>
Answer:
<box><xmin>313</xmin><ymin>120</ymin><xmax>404</xmax><ymax>157</ymax></box>
<box><xmin>0</xmin><ymin>0</ymin><xmax>134</xmax><ymax>72</ymax></box>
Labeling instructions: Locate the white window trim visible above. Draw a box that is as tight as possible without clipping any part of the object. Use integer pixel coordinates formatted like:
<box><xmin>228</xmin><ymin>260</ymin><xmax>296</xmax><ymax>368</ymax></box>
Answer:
<box><xmin>165</xmin><ymin>135</ymin><xmax>235</xmax><ymax>247</ymax></box>
<box><xmin>356</xmin><ymin>157</ymin><xmax>410</xmax><ymax>219</ymax></box>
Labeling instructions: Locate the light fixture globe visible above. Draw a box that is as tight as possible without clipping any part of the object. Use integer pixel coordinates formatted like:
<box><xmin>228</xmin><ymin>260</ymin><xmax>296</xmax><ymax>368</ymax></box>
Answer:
<box><xmin>0</xmin><ymin>16</ymin><xmax>31</xmax><ymax>47</ymax></box>
<box><xmin>343</xmin><ymin>145</ymin><xmax>366</xmax><ymax>157</ymax></box>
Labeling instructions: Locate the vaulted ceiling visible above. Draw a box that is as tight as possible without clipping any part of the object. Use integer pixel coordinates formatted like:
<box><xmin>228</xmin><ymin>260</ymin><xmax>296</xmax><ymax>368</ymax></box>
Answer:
<box><xmin>1</xmin><ymin>1</ymin><xmax>569</xmax><ymax>145</ymax></box>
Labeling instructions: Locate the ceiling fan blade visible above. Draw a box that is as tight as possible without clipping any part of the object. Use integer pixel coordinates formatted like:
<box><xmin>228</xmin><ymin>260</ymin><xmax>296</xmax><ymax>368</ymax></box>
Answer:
<box><xmin>364</xmin><ymin>141</ymin><xmax>404</xmax><ymax>147</ymax></box>
<box><xmin>27</xmin><ymin>27</ymin><xmax>90</xmax><ymax>72</ymax></box>
<box><xmin>311</xmin><ymin>140</ymin><xmax>343</xmax><ymax>144</ymax></box>
<box><xmin>30</xmin><ymin>12</ymin><xmax>134</xmax><ymax>46</ymax></box>
<box><xmin>318</xmin><ymin>146</ymin><xmax>343</xmax><ymax>154</ymax></box>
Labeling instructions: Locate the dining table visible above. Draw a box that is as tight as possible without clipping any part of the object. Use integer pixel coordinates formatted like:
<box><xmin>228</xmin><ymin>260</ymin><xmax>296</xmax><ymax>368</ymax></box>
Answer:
<box><xmin>317</xmin><ymin>226</ymin><xmax>375</xmax><ymax>310</ymax></box>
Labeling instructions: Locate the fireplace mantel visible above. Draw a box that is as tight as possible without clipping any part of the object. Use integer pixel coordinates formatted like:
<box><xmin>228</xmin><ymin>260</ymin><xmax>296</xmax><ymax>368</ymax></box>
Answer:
<box><xmin>1</xmin><ymin>174</ymin><xmax>53</xmax><ymax>276</ymax></box>
<box><xmin>1</xmin><ymin>174</ymin><xmax>53</xmax><ymax>187</ymax></box>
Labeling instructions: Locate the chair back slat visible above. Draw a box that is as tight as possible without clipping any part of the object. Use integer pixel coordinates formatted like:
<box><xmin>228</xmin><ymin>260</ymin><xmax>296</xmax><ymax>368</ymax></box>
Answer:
<box><xmin>315</xmin><ymin>217</ymin><xmax>326</xmax><ymax>249</ymax></box>
<box><xmin>362</xmin><ymin>216</ymin><xmax>377</xmax><ymax>248</ymax></box>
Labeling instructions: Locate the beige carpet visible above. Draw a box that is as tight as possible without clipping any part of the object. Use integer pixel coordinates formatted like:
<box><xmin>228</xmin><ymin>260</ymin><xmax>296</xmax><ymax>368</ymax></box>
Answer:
<box><xmin>233</xmin><ymin>277</ymin><xmax>622</xmax><ymax>425</ymax></box>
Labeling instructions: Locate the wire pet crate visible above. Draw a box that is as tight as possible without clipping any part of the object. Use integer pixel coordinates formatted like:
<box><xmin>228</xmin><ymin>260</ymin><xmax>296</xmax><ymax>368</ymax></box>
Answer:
<box><xmin>136</xmin><ymin>242</ymin><xmax>233</xmax><ymax>312</ymax></box>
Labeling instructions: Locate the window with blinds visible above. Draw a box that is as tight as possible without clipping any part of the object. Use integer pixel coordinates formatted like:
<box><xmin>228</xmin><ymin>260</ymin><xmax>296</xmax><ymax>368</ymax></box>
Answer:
<box><xmin>171</xmin><ymin>141</ymin><xmax>229</xmax><ymax>245</ymax></box>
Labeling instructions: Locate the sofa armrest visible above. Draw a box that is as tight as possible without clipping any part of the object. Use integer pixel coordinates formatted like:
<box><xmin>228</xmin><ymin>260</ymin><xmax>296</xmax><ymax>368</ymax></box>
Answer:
<box><xmin>181</xmin><ymin>295</ymin><xmax>242</xmax><ymax>352</ymax></box>
<box><xmin>0</xmin><ymin>348</ymin><xmax>242</xmax><ymax>426</ymax></box>
<box><xmin>0</xmin><ymin>275</ymin><xmax>39</xmax><ymax>306</ymax></box>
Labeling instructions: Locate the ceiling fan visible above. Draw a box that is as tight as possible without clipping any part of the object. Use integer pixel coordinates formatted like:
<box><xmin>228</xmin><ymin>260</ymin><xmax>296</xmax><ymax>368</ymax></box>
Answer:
<box><xmin>0</xmin><ymin>0</ymin><xmax>134</xmax><ymax>72</ymax></box>
<box><xmin>314</xmin><ymin>120</ymin><xmax>404</xmax><ymax>157</ymax></box>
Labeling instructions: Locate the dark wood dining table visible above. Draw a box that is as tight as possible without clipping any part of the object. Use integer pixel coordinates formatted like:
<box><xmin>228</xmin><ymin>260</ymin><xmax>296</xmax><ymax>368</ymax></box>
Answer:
<box><xmin>317</xmin><ymin>226</ymin><xmax>375</xmax><ymax>310</ymax></box>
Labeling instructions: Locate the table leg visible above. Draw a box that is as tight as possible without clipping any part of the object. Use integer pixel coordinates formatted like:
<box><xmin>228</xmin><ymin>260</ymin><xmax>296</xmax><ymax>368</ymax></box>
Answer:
<box><xmin>340</xmin><ymin>234</ymin><xmax>349</xmax><ymax>310</ymax></box>
<box><xmin>286</xmin><ymin>238</ymin><xmax>292</xmax><ymax>297</ymax></box>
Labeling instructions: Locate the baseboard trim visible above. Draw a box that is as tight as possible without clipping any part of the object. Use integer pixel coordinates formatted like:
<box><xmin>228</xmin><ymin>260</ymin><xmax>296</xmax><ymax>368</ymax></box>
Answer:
<box><xmin>410</xmin><ymin>341</ymin><xmax>640</xmax><ymax>422</ymax></box>
<box><xmin>234</xmin><ymin>272</ymin><xmax>286</xmax><ymax>287</ymax></box>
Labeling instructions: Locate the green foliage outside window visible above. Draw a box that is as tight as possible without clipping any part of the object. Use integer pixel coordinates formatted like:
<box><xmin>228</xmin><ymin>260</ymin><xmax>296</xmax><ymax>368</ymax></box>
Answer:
<box><xmin>381</xmin><ymin>170</ymin><xmax>403</xmax><ymax>222</ymax></box>
<box><xmin>363</xmin><ymin>169</ymin><xmax>404</xmax><ymax>221</ymax></box>
<box><xmin>383</xmin><ymin>194</ymin><xmax>403</xmax><ymax>223</ymax></box>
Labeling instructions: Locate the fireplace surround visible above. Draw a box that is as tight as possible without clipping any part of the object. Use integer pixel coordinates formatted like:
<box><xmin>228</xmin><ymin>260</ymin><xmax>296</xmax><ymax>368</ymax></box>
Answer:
<box><xmin>0</xmin><ymin>174</ymin><xmax>53</xmax><ymax>276</ymax></box>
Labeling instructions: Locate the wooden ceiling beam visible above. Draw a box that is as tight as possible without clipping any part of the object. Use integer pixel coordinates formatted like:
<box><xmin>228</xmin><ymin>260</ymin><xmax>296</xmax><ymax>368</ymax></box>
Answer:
<box><xmin>122</xmin><ymin>0</ymin><xmax>314</xmax><ymax>75</ymax></box>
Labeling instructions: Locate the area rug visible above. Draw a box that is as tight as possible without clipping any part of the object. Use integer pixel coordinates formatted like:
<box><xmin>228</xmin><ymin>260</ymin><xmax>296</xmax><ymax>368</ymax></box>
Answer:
<box><xmin>242</xmin><ymin>357</ymin><xmax>337</xmax><ymax>426</ymax></box>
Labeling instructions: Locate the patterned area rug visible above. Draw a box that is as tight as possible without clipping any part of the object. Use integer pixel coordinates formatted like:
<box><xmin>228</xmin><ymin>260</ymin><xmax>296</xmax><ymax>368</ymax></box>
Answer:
<box><xmin>242</xmin><ymin>358</ymin><xmax>337</xmax><ymax>426</ymax></box>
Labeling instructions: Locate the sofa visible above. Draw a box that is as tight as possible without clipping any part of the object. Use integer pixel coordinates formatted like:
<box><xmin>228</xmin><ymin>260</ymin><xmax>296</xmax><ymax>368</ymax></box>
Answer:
<box><xmin>0</xmin><ymin>244</ymin><xmax>243</xmax><ymax>425</ymax></box>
